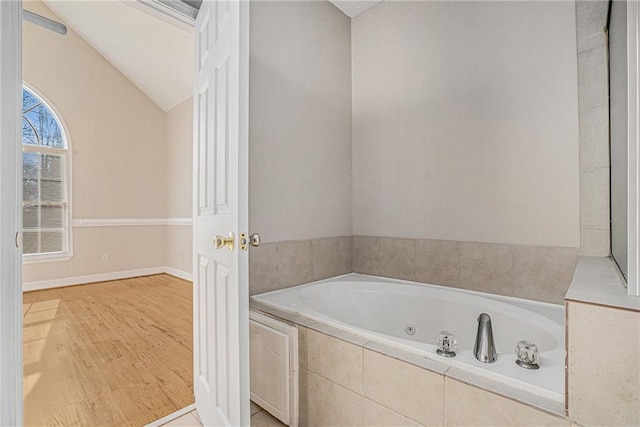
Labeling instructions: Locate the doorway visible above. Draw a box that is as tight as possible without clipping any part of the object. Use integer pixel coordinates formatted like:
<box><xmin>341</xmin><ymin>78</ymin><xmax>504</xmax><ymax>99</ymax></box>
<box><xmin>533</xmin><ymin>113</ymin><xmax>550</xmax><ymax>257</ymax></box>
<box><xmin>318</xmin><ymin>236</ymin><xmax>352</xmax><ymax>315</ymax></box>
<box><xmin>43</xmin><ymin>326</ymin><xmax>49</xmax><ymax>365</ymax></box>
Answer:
<box><xmin>20</xmin><ymin>0</ymin><xmax>196</xmax><ymax>424</ymax></box>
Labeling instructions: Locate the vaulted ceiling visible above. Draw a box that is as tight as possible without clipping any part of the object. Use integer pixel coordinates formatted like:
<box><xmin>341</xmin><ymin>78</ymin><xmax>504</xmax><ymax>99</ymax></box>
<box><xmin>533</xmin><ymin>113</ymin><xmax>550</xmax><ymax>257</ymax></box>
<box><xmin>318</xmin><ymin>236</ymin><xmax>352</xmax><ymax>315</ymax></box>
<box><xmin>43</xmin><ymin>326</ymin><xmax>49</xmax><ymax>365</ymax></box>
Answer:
<box><xmin>42</xmin><ymin>0</ymin><xmax>194</xmax><ymax>112</ymax></box>
<box><xmin>37</xmin><ymin>0</ymin><xmax>386</xmax><ymax>113</ymax></box>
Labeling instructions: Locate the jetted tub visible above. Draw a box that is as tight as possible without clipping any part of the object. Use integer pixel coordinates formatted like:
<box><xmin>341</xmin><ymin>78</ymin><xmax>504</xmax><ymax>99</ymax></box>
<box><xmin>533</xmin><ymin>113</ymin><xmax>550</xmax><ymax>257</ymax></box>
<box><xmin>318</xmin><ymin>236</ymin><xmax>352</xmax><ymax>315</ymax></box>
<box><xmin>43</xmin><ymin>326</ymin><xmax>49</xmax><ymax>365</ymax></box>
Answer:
<box><xmin>252</xmin><ymin>274</ymin><xmax>565</xmax><ymax>402</ymax></box>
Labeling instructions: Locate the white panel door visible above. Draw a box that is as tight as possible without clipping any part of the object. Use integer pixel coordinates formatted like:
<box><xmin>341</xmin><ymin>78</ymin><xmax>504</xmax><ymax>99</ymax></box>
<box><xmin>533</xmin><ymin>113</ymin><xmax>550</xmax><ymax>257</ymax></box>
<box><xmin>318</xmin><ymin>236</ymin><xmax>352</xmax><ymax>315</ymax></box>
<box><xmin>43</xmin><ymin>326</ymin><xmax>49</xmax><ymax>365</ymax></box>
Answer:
<box><xmin>0</xmin><ymin>2</ymin><xmax>23</xmax><ymax>425</ymax></box>
<box><xmin>193</xmin><ymin>0</ymin><xmax>249</xmax><ymax>425</ymax></box>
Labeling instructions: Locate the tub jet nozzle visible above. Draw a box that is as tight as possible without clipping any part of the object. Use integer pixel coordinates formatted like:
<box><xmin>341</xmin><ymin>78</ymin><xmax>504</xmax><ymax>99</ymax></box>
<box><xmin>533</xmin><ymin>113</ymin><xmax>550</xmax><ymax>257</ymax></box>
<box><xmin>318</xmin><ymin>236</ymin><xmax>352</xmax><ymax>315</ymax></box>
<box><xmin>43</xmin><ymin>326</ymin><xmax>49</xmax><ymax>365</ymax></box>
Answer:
<box><xmin>473</xmin><ymin>313</ymin><xmax>497</xmax><ymax>363</ymax></box>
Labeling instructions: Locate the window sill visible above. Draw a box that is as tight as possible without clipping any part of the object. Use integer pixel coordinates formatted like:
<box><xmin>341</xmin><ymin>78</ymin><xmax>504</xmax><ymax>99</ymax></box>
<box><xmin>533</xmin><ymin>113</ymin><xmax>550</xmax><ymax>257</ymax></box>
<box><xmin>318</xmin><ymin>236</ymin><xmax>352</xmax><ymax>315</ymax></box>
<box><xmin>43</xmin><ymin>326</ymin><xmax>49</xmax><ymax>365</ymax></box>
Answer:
<box><xmin>565</xmin><ymin>257</ymin><xmax>640</xmax><ymax>311</ymax></box>
<box><xmin>23</xmin><ymin>253</ymin><xmax>73</xmax><ymax>264</ymax></box>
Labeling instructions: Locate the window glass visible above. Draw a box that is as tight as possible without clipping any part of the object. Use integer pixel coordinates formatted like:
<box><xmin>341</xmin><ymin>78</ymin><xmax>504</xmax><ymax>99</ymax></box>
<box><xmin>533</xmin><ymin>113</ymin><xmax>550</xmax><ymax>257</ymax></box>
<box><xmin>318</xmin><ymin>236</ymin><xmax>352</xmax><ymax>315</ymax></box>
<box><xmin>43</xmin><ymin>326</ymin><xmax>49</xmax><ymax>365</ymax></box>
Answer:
<box><xmin>22</xmin><ymin>87</ymin><xmax>70</xmax><ymax>257</ymax></box>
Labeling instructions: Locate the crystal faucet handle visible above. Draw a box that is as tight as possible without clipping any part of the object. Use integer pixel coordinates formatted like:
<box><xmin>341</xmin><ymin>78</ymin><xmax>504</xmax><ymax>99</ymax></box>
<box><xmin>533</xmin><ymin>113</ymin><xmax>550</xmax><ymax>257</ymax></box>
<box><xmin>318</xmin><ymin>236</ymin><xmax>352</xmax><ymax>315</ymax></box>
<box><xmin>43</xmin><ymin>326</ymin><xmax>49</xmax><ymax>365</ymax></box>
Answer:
<box><xmin>436</xmin><ymin>331</ymin><xmax>457</xmax><ymax>357</ymax></box>
<box><xmin>515</xmin><ymin>340</ymin><xmax>540</xmax><ymax>369</ymax></box>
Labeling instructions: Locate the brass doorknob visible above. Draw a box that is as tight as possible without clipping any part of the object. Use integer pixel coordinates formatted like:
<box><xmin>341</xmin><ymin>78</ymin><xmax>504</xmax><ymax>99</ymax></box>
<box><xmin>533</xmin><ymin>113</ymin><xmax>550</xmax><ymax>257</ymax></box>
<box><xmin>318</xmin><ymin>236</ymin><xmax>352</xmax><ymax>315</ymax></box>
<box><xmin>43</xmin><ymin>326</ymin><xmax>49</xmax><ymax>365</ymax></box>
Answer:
<box><xmin>213</xmin><ymin>232</ymin><xmax>234</xmax><ymax>251</ymax></box>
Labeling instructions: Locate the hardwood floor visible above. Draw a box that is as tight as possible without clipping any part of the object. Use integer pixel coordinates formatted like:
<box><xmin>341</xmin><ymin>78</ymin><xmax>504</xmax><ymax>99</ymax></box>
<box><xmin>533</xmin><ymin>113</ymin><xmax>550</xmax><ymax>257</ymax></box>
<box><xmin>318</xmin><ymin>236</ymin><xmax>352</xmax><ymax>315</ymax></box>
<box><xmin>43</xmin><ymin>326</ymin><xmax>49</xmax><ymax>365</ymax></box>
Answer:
<box><xmin>23</xmin><ymin>274</ymin><xmax>193</xmax><ymax>426</ymax></box>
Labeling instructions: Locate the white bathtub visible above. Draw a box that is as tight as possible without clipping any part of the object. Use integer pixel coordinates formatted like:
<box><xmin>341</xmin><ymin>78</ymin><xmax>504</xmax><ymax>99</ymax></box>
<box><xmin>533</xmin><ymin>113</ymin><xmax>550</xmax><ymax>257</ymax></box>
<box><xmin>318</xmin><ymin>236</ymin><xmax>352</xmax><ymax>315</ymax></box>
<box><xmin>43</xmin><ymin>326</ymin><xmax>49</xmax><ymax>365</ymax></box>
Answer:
<box><xmin>252</xmin><ymin>274</ymin><xmax>565</xmax><ymax>402</ymax></box>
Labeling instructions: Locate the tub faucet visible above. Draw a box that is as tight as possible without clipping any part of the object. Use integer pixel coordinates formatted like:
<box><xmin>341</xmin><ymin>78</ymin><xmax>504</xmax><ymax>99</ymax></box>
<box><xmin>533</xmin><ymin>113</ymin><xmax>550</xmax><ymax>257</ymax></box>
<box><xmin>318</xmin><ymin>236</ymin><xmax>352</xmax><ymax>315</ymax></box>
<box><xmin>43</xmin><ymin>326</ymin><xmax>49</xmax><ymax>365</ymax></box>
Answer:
<box><xmin>473</xmin><ymin>313</ymin><xmax>497</xmax><ymax>363</ymax></box>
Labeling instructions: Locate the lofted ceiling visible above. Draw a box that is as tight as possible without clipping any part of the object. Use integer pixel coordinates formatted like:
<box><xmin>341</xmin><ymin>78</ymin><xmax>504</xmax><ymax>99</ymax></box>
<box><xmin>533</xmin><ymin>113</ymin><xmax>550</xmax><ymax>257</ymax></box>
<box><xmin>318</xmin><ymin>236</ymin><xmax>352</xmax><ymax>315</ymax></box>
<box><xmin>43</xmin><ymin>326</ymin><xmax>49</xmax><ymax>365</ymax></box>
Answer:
<box><xmin>328</xmin><ymin>0</ymin><xmax>383</xmax><ymax>18</ymax></box>
<box><xmin>42</xmin><ymin>0</ymin><xmax>194</xmax><ymax>112</ymax></box>
<box><xmin>37</xmin><ymin>0</ymin><xmax>382</xmax><ymax>113</ymax></box>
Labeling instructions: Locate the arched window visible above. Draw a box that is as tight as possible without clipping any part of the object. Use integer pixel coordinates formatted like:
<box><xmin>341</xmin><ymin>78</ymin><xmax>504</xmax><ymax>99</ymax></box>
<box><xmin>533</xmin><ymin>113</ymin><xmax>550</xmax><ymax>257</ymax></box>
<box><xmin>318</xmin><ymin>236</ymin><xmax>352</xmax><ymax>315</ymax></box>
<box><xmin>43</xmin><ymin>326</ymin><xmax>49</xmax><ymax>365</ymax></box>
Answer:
<box><xmin>22</xmin><ymin>86</ymin><xmax>71</xmax><ymax>259</ymax></box>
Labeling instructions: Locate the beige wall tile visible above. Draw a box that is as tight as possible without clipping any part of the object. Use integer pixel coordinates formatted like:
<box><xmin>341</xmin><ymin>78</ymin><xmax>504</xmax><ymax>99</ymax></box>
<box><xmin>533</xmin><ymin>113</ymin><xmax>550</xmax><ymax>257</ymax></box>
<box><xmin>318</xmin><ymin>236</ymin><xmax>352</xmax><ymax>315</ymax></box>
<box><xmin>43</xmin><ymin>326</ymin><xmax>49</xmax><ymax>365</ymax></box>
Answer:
<box><xmin>278</xmin><ymin>240</ymin><xmax>312</xmax><ymax>287</ymax></box>
<box><xmin>297</xmin><ymin>326</ymin><xmax>308</xmax><ymax>369</ymax></box>
<box><xmin>249</xmin><ymin>243</ymin><xmax>280</xmax><ymax>295</ymax></box>
<box><xmin>338</xmin><ymin>236</ymin><xmax>353</xmax><ymax>275</ymax></box>
<box><xmin>312</xmin><ymin>238</ymin><xmax>340</xmax><ymax>281</ymax></box>
<box><xmin>299</xmin><ymin>368</ymin><xmax>309</xmax><ymax>426</ymax></box>
<box><xmin>579</xmin><ymin>106</ymin><xmax>610</xmax><ymax>170</ymax></box>
<box><xmin>415</xmin><ymin>239</ymin><xmax>460</xmax><ymax>287</ymax></box>
<box><xmin>575</xmin><ymin>1</ymin><xmax>609</xmax><ymax>52</ymax></box>
<box><xmin>363</xmin><ymin>349</ymin><xmax>443</xmax><ymax>426</ymax></box>
<box><xmin>577</xmin><ymin>46</ymin><xmax>608</xmax><ymax>111</ymax></box>
<box><xmin>362</xmin><ymin>398</ymin><xmax>422</xmax><ymax>426</ymax></box>
<box><xmin>512</xmin><ymin>246</ymin><xmax>579</xmax><ymax>304</ymax></box>
<box><xmin>460</xmin><ymin>242</ymin><xmax>513</xmax><ymax>296</ymax></box>
<box><xmin>306</xmin><ymin>371</ymin><xmax>363</xmax><ymax>426</ymax></box>
<box><xmin>252</xmin><ymin>236</ymin><xmax>352</xmax><ymax>295</ymax></box>
<box><xmin>579</xmin><ymin>229</ymin><xmax>610</xmax><ymax>256</ymax></box>
<box><xmin>580</xmin><ymin>167</ymin><xmax>610</xmax><ymax>230</ymax></box>
<box><xmin>378</xmin><ymin>237</ymin><xmax>416</xmax><ymax>281</ymax></box>
<box><xmin>568</xmin><ymin>302</ymin><xmax>640</xmax><ymax>426</ymax></box>
<box><xmin>306</xmin><ymin>329</ymin><xmax>363</xmax><ymax>394</ymax></box>
<box><xmin>444</xmin><ymin>378</ymin><xmax>568</xmax><ymax>426</ymax></box>
<box><xmin>354</xmin><ymin>236</ymin><xmax>378</xmax><ymax>275</ymax></box>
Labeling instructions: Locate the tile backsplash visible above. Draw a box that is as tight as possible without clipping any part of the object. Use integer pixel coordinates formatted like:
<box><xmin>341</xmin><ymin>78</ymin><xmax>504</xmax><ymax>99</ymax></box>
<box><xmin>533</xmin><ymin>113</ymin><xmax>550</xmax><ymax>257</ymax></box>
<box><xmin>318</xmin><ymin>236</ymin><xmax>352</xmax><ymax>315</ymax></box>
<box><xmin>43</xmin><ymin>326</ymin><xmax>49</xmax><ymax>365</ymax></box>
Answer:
<box><xmin>249</xmin><ymin>236</ymin><xmax>352</xmax><ymax>295</ymax></box>
<box><xmin>250</xmin><ymin>235</ymin><xmax>578</xmax><ymax>304</ymax></box>
<box><xmin>354</xmin><ymin>236</ymin><xmax>579</xmax><ymax>305</ymax></box>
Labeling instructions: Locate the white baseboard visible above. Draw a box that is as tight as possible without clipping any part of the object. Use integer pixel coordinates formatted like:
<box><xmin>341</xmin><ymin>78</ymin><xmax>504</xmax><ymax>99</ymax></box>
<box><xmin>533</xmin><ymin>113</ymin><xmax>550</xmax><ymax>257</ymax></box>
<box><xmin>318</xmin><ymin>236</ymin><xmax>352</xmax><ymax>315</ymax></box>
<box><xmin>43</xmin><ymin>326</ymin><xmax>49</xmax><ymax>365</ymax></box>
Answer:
<box><xmin>163</xmin><ymin>267</ymin><xmax>193</xmax><ymax>281</ymax></box>
<box><xmin>23</xmin><ymin>266</ymin><xmax>193</xmax><ymax>292</ymax></box>
<box><xmin>144</xmin><ymin>404</ymin><xmax>196</xmax><ymax>427</ymax></box>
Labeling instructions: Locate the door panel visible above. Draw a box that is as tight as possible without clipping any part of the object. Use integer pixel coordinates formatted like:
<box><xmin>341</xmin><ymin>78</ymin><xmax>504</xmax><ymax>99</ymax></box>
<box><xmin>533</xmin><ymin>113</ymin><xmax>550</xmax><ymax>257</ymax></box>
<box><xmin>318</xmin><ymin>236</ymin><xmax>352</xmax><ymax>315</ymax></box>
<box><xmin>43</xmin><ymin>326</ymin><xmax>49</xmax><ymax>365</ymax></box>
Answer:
<box><xmin>193</xmin><ymin>0</ymin><xmax>249</xmax><ymax>425</ymax></box>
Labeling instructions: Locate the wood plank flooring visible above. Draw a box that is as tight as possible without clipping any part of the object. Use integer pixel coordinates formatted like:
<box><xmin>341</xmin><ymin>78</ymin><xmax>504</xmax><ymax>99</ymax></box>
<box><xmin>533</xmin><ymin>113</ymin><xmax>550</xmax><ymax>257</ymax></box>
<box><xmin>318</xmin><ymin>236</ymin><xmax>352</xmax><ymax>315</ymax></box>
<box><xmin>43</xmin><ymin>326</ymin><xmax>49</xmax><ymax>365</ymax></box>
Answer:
<box><xmin>23</xmin><ymin>274</ymin><xmax>193</xmax><ymax>427</ymax></box>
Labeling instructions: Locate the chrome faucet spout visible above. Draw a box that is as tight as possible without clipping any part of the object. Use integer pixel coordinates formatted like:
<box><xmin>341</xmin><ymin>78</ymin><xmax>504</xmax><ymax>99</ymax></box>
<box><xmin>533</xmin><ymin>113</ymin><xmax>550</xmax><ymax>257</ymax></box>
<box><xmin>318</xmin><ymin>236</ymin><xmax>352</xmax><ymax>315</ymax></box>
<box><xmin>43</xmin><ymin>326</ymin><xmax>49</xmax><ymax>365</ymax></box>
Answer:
<box><xmin>473</xmin><ymin>313</ymin><xmax>497</xmax><ymax>363</ymax></box>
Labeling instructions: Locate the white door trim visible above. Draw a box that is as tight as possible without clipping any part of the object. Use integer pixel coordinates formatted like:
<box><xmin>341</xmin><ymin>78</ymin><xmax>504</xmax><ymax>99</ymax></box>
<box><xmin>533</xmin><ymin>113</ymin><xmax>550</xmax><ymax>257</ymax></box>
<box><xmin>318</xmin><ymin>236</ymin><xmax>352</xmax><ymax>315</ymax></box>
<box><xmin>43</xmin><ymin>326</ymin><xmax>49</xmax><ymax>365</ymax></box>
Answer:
<box><xmin>0</xmin><ymin>1</ymin><xmax>23</xmax><ymax>425</ymax></box>
<box><xmin>238</xmin><ymin>0</ymin><xmax>251</xmax><ymax>422</ymax></box>
<box><xmin>628</xmin><ymin>0</ymin><xmax>639</xmax><ymax>296</ymax></box>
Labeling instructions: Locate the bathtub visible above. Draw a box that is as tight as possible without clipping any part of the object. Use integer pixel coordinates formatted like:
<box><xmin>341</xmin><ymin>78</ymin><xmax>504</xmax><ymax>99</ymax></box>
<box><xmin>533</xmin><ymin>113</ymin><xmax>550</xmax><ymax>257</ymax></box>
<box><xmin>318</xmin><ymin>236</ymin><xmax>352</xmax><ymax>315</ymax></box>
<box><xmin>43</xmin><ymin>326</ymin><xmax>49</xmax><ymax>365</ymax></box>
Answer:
<box><xmin>251</xmin><ymin>273</ymin><xmax>565</xmax><ymax>402</ymax></box>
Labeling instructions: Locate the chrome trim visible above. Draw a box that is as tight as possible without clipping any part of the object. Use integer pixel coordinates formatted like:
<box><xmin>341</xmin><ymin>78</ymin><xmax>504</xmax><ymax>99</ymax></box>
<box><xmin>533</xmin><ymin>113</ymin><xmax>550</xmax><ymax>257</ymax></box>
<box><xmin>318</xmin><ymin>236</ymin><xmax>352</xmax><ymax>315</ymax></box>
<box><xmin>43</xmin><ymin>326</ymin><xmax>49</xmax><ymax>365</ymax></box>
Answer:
<box><xmin>473</xmin><ymin>313</ymin><xmax>497</xmax><ymax>363</ymax></box>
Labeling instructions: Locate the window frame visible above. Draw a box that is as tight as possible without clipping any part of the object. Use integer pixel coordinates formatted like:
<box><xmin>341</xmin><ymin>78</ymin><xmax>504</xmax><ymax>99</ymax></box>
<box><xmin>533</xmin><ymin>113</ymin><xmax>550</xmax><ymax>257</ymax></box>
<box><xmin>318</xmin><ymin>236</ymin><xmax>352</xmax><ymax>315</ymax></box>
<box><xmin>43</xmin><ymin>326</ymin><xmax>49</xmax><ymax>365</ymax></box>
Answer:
<box><xmin>21</xmin><ymin>84</ymin><xmax>73</xmax><ymax>263</ymax></box>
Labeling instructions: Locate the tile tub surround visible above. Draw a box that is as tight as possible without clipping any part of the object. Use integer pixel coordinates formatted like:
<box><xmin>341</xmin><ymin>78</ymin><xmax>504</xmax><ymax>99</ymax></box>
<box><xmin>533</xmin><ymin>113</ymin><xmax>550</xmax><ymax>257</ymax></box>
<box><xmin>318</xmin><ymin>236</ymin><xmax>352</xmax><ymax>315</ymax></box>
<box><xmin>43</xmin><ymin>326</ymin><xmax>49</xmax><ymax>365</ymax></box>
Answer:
<box><xmin>294</xmin><ymin>323</ymin><xmax>568</xmax><ymax>427</ymax></box>
<box><xmin>565</xmin><ymin>258</ymin><xmax>640</xmax><ymax>426</ymax></box>
<box><xmin>249</xmin><ymin>237</ymin><xmax>352</xmax><ymax>295</ymax></box>
<box><xmin>249</xmin><ymin>302</ymin><xmax>568</xmax><ymax>426</ymax></box>
<box><xmin>575</xmin><ymin>0</ymin><xmax>611</xmax><ymax>257</ymax></box>
<box><xmin>354</xmin><ymin>236</ymin><xmax>579</xmax><ymax>304</ymax></box>
<box><xmin>567</xmin><ymin>302</ymin><xmax>640</xmax><ymax>427</ymax></box>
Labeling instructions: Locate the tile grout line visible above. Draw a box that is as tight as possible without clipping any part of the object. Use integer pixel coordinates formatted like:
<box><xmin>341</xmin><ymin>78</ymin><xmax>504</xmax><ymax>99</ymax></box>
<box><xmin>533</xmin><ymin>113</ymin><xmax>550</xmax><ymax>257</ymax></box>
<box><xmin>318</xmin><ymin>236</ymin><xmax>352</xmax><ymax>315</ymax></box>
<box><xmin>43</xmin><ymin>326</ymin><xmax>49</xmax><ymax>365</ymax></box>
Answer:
<box><xmin>442</xmin><ymin>371</ymin><xmax>447</xmax><ymax>426</ymax></box>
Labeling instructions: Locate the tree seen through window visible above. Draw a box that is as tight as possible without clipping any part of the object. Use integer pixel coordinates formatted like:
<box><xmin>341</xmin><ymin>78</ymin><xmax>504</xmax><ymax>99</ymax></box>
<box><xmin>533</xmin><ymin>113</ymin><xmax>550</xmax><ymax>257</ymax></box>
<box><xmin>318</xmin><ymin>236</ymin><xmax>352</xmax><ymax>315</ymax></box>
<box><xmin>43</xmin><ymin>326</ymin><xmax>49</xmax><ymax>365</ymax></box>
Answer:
<box><xmin>22</xmin><ymin>87</ymin><xmax>69</xmax><ymax>257</ymax></box>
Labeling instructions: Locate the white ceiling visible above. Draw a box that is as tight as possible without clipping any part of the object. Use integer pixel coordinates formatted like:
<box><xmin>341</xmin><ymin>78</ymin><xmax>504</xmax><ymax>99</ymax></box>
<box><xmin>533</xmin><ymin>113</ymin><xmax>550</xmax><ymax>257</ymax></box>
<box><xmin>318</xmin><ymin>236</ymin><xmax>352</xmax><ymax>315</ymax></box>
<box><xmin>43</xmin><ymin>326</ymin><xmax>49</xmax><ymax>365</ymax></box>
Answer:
<box><xmin>40</xmin><ymin>0</ymin><xmax>380</xmax><ymax>112</ymax></box>
<box><xmin>43</xmin><ymin>0</ymin><xmax>194</xmax><ymax>112</ymax></box>
<box><xmin>328</xmin><ymin>0</ymin><xmax>383</xmax><ymax>18</ymax></box>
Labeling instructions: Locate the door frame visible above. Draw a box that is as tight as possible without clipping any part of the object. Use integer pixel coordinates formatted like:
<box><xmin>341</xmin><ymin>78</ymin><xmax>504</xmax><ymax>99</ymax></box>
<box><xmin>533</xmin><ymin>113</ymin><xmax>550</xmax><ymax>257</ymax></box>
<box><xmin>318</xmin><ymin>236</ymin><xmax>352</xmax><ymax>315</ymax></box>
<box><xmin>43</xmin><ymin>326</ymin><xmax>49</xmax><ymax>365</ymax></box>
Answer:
<box><xmin>0</xmin><ymin>1</ymin><xmax>23</xmax><ymax>426</ymax></box>
<box><xmin>0</xmin><ymin>0</ymin><xmax>250</xmax><ymax>424</ymax></box>
<box><xmin>627</xmin><ymin>0</ymin><xmax>640</xmax><ymax>296</ymax></box>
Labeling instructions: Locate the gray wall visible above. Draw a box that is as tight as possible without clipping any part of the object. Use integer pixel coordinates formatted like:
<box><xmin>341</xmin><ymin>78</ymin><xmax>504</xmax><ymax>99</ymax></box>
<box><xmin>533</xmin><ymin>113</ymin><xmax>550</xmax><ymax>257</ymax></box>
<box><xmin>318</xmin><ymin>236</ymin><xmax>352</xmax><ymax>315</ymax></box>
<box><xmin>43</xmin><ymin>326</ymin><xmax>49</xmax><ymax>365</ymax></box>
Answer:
<box><xmin>248</xmin><ymin>1</ymin><xmax>353</xmax><ymax>294</ymax></box>
<box><xmin>351</xmin><ymin>1</ymin><xmax>580</xmax><ymax>248</ymax></box>
<box><xmin>248</xmin><ymin>1</ymin><xmax>352</xmax><ymax>244</ymax></box>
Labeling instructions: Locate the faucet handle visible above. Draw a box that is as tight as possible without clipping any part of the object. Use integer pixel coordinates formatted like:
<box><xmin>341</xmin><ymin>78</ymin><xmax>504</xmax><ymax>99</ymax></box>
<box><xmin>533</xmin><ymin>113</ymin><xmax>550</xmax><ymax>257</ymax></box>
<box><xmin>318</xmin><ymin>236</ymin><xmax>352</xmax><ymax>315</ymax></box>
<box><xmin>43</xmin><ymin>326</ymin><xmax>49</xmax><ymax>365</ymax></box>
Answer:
<box><xmin>515</xmin><ymin>340</ymin><xmax>540</xmax><ymax>369</ymax></box>
<box><xmin>436</xmin><ymin>331</ymin><xmax>457</xmax><ymax>357</ymax></box>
